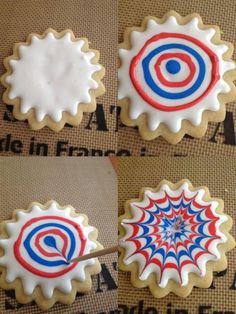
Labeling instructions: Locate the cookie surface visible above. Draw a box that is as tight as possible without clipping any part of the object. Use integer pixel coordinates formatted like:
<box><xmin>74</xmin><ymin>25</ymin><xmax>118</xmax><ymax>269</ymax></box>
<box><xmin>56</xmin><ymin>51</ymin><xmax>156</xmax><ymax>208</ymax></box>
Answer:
<box><xmin>118</xmin><ymin>11</ymin><xmax>236</xmax><ymax>143</ymax></box>
<box><xmin>119</xmin><ymin>180</ymin><xmax>235</xmax><ymax>298</ymax></box>
<box><xmin>0</xmin><ymin>200</ymin><xmax>103</xmax><ymax>310</ymax></box>
<box><xmin>1</xmin><ymin>29</ymin><xmax>105</xmax><ymax>132</ymax></box>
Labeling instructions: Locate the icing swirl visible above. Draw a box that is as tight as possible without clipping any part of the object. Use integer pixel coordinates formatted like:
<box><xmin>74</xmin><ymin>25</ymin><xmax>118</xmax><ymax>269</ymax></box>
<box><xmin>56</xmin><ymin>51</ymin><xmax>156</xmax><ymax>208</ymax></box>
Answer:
<box><xmin>120</xmin><ymin>182</ymin><xmax>228</xmax><ymax>287</ymax></box>
<box><xmin>0</xmin><ymin>201</ymin><xmax>98</xmax><ymax>299</ymax></box>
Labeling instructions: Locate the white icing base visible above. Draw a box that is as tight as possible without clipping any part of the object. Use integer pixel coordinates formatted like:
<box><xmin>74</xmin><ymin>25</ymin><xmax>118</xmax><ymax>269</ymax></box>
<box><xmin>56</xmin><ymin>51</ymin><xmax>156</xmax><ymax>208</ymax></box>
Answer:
<box><xmin>6</xmin><ymin>31</ymin><xmax>102</xmax><ymax>122</ymax></box>
<box><xmin>0</xmin><ymin>202</ymin><xmax>98</xmax><ymax>299</ymax></box>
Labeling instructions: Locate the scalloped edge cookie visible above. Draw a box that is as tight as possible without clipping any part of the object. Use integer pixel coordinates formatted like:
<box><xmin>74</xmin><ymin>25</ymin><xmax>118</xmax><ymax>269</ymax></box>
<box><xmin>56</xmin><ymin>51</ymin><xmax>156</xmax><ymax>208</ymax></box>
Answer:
<box><xmin>1</xmin><ymin>29</ymin><xmax>105</xmax><ymax>132</ymax></box>
<box><xmin>118</xmin><ymin>179</ymin><xmax>235</xmax><ymax>298</ymax></box>
<box><xmin>118</xmin><ymin>11</ymin><xmax>236</xmax><ymax>144</ymax></box>
<box><xmin>0</xmin><ymin>200</ymin><xmax>103</xmax><ymax>310</ymax></box>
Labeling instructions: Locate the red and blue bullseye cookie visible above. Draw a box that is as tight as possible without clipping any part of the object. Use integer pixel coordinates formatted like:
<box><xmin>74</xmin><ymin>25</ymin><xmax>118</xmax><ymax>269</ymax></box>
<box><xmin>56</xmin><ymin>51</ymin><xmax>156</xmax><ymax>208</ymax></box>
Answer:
<box><xmin>0</xmin><ymin>201</ymin><xmax>102</xmax><ymax>310</ymax></box>
<box><xmin>118</xmin><ymin>11</ymin><xmax>236</xmax><ymax>144</ymax></box>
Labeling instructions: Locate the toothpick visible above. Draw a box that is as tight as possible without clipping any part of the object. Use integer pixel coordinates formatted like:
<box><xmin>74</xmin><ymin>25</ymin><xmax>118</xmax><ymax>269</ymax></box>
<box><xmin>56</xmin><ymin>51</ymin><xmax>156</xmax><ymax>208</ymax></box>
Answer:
<box><xmin>67</xmin><ymin>245</ymin><xmax>118</xmax><ymax>263</ymax></box>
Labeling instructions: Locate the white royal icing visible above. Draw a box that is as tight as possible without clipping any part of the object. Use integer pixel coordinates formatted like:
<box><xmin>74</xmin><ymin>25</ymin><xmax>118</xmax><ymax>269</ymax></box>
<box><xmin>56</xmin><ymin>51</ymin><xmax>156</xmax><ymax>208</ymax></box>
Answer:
<box><xmin>120</xmin><ymin>182</ymin><xmax>228</xmax><ymax>288</ymax></box>
<box><xmin>6</xmin><ymin>31</ymin><xmax>102</xmax><ymax>122</ymax></box>
<box><xmin>0</xmin><ymin>202</ymin><xmax>98</xmax><ymax>299</ymax></box>
<box><xmin>118</xmin><ymin>16</ymin><xmax>235</xmax><ymax>132</ymax></box>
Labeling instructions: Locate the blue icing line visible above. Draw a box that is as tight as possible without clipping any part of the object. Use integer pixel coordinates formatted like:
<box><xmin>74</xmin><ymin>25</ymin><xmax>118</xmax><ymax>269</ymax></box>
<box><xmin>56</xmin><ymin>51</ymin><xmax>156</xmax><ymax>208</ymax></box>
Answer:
<box><xmin>23</xmin><ymin>222</ymin><xmax>76</xmax><ymax>266</ymax></box>
<box><xmin>142</xmin><ymin>43</ymin><xmax>205</xmax><ymax>99</ymax></box>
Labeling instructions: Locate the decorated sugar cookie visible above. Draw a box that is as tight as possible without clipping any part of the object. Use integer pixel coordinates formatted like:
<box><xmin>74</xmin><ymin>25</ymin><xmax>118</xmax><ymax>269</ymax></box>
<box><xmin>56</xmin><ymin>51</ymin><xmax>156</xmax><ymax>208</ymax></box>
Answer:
<box><xmin>0</xmin><ymin>201</ymin><xmax>103</xmax><ymax>310</ymax></box>
<box><xmin>118</xmin><ymin>11</ymin><xmax>236</xmax><ymax>143</ymax></box>
<box><xmin>119</xmin><ymin>180</ymin><xmax>235</xmax><ymax>298</ymax></box>
<box><xmin>1</xmin><ymin>29</ymin><xmax>105</xmax><ymax>132</ymax></box>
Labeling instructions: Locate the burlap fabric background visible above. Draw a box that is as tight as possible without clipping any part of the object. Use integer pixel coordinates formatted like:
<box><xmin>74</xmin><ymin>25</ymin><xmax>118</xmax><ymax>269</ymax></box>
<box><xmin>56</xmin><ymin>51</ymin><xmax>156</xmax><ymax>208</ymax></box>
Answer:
<box><xmin>118</xmin><ymin>157</ymin><xmax>236</xmax><ymax>313</ymax></box>
<box><xmin>118</xmin><ymin>0</ymin><xmax>236</xmax><ymax>156</ymax></box>
<box><xmin>0</xmin><ymin>0</ymin><xmax>117</xmax><ymax>156</ymax></box>
<box><xmin>0</xmin><ymin>157</ymin><xmax>117</xmax><ymax>313</ymax></box>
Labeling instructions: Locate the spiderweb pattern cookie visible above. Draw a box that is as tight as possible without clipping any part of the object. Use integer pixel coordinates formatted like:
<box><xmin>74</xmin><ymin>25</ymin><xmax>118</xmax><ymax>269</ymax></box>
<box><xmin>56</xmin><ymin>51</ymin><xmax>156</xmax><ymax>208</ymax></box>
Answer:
<box><xmin>118</xmin><ymin>11</ymin><xmax>236</xmax><ymax>143</ymax></box>
<box><xmin>119</xmin><ymin>180</ymin><xmax>235</xmax><ymax>297</ymax></box>
<box><xmin>1</xmin><ymin>29</ymin><xmax>105</xmax><ymax>132</ymax></box>
<box><xmin>0</xmin><ymin>201</ymin><xmax>103</xmax><ymax>310</ymax></box>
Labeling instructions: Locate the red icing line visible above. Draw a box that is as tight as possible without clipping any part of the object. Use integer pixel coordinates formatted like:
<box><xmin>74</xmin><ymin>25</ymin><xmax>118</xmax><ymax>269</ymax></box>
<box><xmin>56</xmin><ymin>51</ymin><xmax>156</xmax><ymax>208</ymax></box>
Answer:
<box><xmin>129</xmin><ymin>32</ymin><xmax>220</xmax><ymax>112</ymax></box>
<box><xmin>14</xmin><ymin>215</ymin><xmax>87</xmax><ymax>278</ymax></box>
<box><xmin>154</xmin><ymin>52</ymin><xmax>196</xmax><ymax>87</ymax></box>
